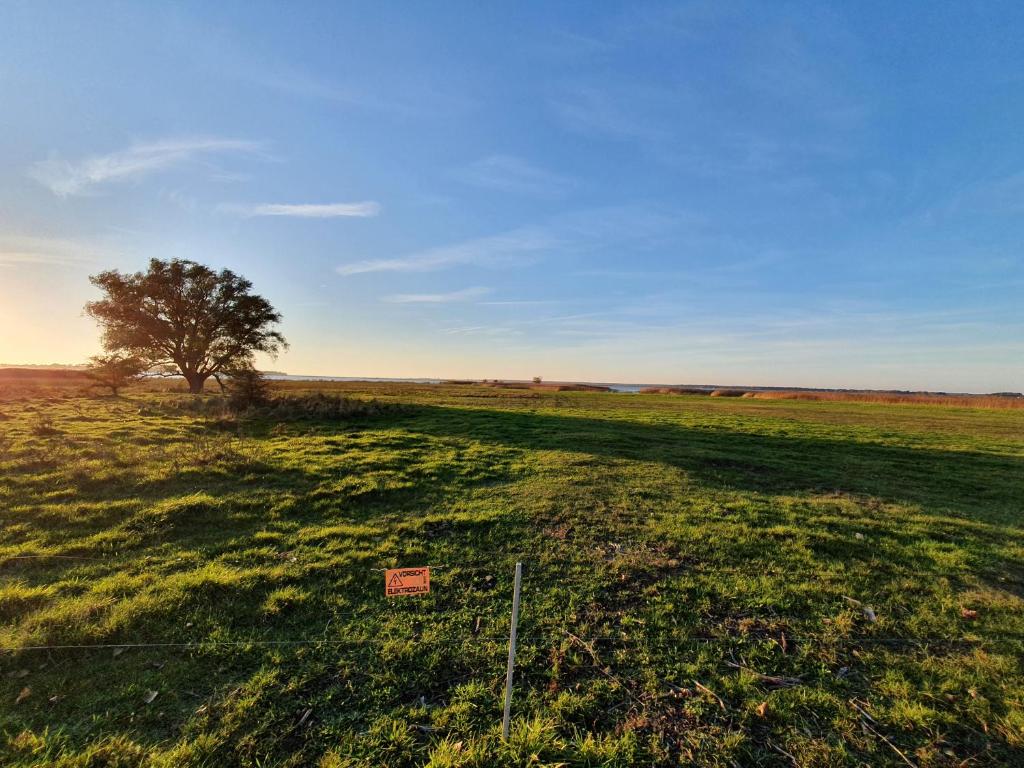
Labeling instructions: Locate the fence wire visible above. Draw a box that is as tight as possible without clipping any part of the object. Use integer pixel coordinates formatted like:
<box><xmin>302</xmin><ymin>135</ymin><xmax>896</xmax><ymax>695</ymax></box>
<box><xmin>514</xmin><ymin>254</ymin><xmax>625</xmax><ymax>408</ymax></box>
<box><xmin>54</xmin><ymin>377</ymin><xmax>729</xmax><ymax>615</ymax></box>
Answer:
<box><xmin>2</xmin><ymin>557</ymin><xmax>1021</xmax><ymax>655</ymax></box>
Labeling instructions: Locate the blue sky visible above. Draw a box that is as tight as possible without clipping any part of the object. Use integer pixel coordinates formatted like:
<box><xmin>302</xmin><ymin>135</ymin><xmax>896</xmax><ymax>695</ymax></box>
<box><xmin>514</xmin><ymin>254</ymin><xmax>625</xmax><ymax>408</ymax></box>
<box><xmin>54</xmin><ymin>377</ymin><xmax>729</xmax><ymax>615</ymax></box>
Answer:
<box><xmin>1</xmin><ymin>1</ymin><xmax>1022</xmax><ymax>391</ymax></box>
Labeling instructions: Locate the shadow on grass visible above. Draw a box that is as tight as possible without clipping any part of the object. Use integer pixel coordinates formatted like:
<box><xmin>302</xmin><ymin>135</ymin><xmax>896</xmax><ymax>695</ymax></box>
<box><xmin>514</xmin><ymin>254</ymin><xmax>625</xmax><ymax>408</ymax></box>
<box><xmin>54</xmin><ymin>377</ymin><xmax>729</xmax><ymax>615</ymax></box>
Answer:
<box><xmin>387</xmin><ymin>405</ymin><xmax>1024</xmax><ymax>598</ymax></box>
<box><xmin>394</xmin><ymin>405</ymin><xmax>1024</xmax><ymax>526</ymax></box>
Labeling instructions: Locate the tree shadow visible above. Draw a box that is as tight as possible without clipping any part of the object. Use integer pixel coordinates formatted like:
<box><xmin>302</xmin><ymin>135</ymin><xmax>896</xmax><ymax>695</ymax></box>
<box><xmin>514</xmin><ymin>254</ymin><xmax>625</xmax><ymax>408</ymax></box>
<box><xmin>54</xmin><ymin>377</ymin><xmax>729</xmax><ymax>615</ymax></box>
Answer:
<box><xmin>393</xmin><ymin>405</ymin><xmax>1024</xmax><ymax>527</ymax></box>
<box><xmin>386</xmin><ymin>405</ymin><xmax>1024</xmax><ymax>600</ymax></box>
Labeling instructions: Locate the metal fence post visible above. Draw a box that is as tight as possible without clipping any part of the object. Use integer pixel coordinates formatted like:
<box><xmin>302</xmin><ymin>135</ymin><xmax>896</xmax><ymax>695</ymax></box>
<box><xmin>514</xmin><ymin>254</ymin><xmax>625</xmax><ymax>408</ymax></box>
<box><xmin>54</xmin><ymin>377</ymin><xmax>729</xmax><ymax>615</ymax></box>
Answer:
<box><xmin>501</xmin><ymin>561</ymin><xmax>523</xmax><ymax>740</ymax></box>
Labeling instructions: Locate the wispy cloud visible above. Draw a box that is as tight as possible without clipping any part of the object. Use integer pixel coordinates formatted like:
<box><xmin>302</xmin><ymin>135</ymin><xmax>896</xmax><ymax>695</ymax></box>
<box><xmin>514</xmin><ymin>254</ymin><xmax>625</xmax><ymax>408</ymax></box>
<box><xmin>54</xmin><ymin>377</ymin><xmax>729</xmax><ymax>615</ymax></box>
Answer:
<box><xmin>30</xmin><ymin>137</ymin><xmax>264</xmax><ymax>197</ymax></box>
<box><xmin>921</xmin><ymin>170</ymin><xmax>1024</xmax><ymax>223</ymax></box>
<box><xmin>479</xmin><ymin>299</ymin><xmax>562</xmax><ymax>306</ymax></box>
<box><xmin>443</xmin><ymin>325</ymin><xmax>524</xmax><ymax>337</ymax></box>
<box><xmin>208</xmin><ymin>170</ymin><xmax>254</xmax><ymax>184</ymax></box>
<box><xmin>171</xmin><ymin>16</ymin><xmax>468</xmax><ymax>118</ymax></box>
<box><xmin>452</xmin><ymin>155</ymin><xmax>574</xmax><ymax>197</ymax></box>
<box><xmin>335</xmin><ymin>204</ymin><xmax>696</xmax><ymax>278</ymax></box>
<box><xmin>545</xmin><ymin>4</ymin><xmax>863</xmax><ymax>189</ymax></box>
<box><xmin>382</xmin><ymin>286</ymin><xmax>492</xmax><ymax>304</ymax></box>
<box><xmin>549</xmin><ymin>85</ymin><xmax>669</xmax><ymax>142</ymax></box>
<box><xmin>0</xmin><ymin>235</ymin><xmax>103</xmax><ymax>268</ymax></box>
<box><xmin>221</xmin><ymin>201</ymin><xmax>381</xmax><ymax>218</ymax></box>
<box><xmin>259</xmin><ymin>70</ymin><xmax>427</xmax><ymax>116</ymax></box>
<box><xmin>336</xmin><ymin>228</ymin><xmax>556</xmax><ymax>276</ymax></box>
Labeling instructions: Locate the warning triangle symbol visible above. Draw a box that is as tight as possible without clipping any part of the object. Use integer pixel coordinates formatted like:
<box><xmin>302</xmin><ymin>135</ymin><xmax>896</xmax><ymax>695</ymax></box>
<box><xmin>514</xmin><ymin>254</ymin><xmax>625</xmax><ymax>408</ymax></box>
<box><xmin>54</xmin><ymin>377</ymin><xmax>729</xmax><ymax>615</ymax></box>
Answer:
<box><xmin>388</xmin><ymin>573</ymin><xmax>404</xmax><ymax>587</ymax></box>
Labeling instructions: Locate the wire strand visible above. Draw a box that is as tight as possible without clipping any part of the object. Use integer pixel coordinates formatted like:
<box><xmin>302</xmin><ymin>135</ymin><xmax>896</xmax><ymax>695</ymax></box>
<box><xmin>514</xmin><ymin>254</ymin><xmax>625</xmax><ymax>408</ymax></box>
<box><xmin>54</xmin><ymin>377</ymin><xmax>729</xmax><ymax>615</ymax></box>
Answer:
<box><xmin>4</xmin><ymin>632</ymin><xmax>1022</xmax><ymax>654</ymax></box>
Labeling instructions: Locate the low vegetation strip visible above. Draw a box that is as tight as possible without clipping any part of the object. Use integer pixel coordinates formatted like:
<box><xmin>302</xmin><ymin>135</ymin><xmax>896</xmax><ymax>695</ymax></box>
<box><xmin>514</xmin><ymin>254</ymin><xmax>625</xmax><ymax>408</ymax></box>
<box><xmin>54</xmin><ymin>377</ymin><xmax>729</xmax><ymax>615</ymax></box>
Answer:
<box><xmin>477</xmin><ymin>380</ymin><xmax>613</xmax><ymax>392</ymax></box>
<box><xmin>638</xmin><ymin>387</ymin><xmax>711</xmax><ymax>395</ymax></box>
<box><xmin>637</xmin><ymin>383</ymin><xmax>1024</xmax><ymax>409</ymax></box>
<box><xmin>743</xmin><ymin>389</ymin><xmax>1024</xmax><ymax>409</ymax></box>
<box><xmin>1</xmin><ymin>382</ymin><xmax>1023</xmax><ymax>766</ymax></box>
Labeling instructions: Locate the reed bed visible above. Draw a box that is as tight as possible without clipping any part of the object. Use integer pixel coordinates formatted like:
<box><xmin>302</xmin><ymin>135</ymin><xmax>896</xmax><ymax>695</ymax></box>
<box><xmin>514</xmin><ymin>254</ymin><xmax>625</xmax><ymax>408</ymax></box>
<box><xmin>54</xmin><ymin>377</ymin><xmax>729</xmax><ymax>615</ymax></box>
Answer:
<box><xmin>743</xmin><ymin>389</ymin><xmax>1024</xmax><ymax>409</ymax></box>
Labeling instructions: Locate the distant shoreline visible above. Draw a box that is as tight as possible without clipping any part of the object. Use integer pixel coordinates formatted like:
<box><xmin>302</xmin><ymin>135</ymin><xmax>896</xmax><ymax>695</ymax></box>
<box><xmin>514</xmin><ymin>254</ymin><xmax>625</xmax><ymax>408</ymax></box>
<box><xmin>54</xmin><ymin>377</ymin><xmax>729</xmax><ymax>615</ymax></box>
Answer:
<box><xmin>1</xmin><ymin>365</ymin><xmax>1018</xmax><ymax>398</ymax></box>
<box><xmin>262</xmin><ymin>374</ymin><xmax>1019</xmax><ymax>398</ymax></box>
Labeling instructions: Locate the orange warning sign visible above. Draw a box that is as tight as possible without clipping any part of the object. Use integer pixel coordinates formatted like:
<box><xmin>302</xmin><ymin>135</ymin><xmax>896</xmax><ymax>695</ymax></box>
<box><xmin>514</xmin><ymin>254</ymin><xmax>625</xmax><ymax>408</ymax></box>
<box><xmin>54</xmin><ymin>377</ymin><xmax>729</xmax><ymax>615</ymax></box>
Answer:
<box><xmin>385</xmin><ymin>567</ymin><xmax>431</xmax><ymax>596</ymax></box>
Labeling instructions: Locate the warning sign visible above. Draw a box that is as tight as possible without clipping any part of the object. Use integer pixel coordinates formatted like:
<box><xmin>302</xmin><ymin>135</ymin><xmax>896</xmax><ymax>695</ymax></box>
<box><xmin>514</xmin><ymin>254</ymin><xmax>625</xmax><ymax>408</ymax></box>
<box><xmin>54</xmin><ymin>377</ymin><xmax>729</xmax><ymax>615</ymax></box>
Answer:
<box><xmin>385</xmin><ymin>567</ymin><xmax>431</xmax><ymax>596</ymax></box>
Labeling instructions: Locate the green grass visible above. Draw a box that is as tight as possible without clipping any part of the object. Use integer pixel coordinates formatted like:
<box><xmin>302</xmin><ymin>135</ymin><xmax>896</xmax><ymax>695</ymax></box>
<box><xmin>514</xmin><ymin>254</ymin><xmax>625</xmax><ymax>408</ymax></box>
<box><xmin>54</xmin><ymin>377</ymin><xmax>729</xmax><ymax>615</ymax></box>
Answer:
<box><xmin>1</xmin><ymin>383</ymin><xmax>1023</xmax><ymax>767</ymax></box>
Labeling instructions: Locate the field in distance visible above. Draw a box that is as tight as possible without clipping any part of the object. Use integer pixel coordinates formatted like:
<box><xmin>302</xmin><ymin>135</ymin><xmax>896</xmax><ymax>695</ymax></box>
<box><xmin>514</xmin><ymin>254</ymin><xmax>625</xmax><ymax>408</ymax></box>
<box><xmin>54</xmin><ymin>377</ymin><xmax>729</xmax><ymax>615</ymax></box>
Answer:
<box><xmin>1</xmin><ymin>379</ymin><xmax>1023</xmax><ymax>766</ymax></box>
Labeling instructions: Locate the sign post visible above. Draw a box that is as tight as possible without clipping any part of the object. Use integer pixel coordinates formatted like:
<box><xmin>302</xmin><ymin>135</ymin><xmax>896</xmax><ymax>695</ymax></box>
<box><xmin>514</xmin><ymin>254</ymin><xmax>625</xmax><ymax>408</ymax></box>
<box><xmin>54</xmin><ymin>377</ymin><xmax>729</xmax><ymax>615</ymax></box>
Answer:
<box><xmin>501</xmin><ymin>561</ymin><xmax>523</xmax><ymax>740</ymax></box>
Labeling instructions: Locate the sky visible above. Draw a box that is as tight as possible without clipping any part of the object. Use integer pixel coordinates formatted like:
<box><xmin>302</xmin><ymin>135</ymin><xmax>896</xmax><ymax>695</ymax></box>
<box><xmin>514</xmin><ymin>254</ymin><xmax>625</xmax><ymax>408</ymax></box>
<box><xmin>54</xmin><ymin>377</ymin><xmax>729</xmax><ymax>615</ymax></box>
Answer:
<box><xmin>1</xmin><ymin>1</ymin><xmax>1022</xmax><ymax>392</ymax></box>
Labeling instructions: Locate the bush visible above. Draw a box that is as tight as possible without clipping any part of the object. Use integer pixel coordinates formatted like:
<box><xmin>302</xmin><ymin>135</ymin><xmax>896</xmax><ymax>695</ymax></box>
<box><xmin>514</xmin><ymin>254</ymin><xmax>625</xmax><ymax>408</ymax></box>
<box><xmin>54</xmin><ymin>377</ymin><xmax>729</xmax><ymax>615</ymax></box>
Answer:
<box><xmin>156</xmin><ymin>388</ymin><xmax>393</xmax><ymax>423</ymax></box>
<box><xmin>85</xmin><ymin>354</ymin><xmax>146</xmax><ymax>396</ymax></box>
<box><xmin>639</xmin><ymin>387</ymin><xmax>710</xmax><ymax>395</ymax></box>
<box><xmin>224</xmin><ymin>368</ymin><xmax>272</xmax><ymax>412</ymax></box>
<box><xmin>29</xmin><ymin>413</ymin><xmax>60</xmax><ymax>436</ymax></box>
<box><xmin>709</xmin><ymin>388</ymin><xmax>747</xmax><ymax>397</ymax></box>
<box><xmin>261</xmin><ymin>392</ymin><xmax>391</xmax><ymax>420</ymax></box>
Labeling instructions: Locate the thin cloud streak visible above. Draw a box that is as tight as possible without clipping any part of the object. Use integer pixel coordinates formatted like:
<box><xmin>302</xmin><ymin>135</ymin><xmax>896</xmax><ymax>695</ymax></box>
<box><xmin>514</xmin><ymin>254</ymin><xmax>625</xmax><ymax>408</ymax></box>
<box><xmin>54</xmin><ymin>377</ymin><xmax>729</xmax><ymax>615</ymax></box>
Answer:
<box><xmin>336</xmin><ymin>229</ymin><xmax>556</xmax><ymax>276</ymax></box>
<box><xmin>30</xmin><ymin>138</ymin><xmax>265</xmax><ymax>197</ymax></box>
<box><xmin>452</xmin><ymin>155</ymin><xmax>574</xmax><ymax>197</ymax></box>
<box><xmin>479</xmin><ymin>300</ymin><xmax>562</xmax><ymax>306</ymax></box>
<box><xmin>0</xmin><ymin>235</ymin><xmax>103</xmax><ymax>267</ymax></box>
<box><xmin>222</xmin><ymin>201</ymin><xmax>381</xmax><ymax>218</ymax></box>
<box><xmin>335</xmin><ymin>204</ymin><xmax>683</xmax><ymax>277</ymax></box>
<box><xmin>259</xmin><ymin>70</ymin><xmax>425</xmax><ymax>116</ymax></box>
<box><xmin>549</xmin><ymin>85</ymin><xmax>669</xmax><ymax>142</ymax></box>
<box><xmin>382</xmin><ymin>286</ymin><xmax>492</xmax><ymax>304</ymax></box>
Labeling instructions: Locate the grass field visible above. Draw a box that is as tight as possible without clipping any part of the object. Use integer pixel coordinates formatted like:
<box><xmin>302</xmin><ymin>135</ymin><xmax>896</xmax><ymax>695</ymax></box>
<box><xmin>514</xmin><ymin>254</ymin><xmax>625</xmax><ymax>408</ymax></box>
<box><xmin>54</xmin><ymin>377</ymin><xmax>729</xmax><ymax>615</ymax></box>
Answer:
<box><xmin>1</xmin><ymin>381</ymin><xmax>1023</xmax><ymax>767</ymax></box>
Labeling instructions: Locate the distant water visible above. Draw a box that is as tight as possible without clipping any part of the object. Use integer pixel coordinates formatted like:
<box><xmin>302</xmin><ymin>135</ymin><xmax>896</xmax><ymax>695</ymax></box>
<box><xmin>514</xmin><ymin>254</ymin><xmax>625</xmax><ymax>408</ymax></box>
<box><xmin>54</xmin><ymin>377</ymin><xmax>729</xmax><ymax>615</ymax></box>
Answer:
<box><xmin>264</xmin><ymin>374</ymin><xmax>1000</xmax><ymax>398</ymax></box>
<box><xmin>267</xmin><ymin>374</ymin><xmax>660</xmax><ymax>393</ymax></box>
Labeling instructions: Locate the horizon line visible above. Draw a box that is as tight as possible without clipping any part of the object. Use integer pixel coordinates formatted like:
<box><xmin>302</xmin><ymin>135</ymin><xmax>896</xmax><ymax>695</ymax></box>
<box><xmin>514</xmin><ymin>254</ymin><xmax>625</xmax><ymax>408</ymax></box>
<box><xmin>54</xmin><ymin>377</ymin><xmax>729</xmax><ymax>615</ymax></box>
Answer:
<box><xmin>1</xmin><ymin>363</ymin><xmax>1018</xmax><ymax>397</ymax></box>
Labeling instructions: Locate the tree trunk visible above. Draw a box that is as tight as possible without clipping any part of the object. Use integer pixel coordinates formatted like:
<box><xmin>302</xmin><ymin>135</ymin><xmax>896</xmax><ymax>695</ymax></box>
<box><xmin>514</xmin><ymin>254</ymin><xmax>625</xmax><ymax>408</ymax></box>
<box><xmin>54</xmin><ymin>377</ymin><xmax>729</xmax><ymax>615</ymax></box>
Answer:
<box><xmin>185</xmin><ymin>373</ymin><xmax>207</xmax><ymax>394</ymax></box>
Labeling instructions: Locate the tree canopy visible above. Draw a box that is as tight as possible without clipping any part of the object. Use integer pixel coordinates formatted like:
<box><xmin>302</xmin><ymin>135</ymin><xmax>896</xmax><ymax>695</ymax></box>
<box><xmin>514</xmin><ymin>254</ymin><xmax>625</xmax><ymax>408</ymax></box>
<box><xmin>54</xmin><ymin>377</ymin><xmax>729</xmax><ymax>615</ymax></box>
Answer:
<box><xmin>86</xmin><ymin>259</ymin><xmax>286</xmax><ymax>393</ymax></box>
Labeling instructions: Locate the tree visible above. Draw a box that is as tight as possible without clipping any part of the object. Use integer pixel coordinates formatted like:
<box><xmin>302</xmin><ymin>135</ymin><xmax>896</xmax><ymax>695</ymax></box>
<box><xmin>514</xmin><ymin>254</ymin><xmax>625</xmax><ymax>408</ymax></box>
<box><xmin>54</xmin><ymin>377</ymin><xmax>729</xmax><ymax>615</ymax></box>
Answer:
<box><xmin>532</xmin><ymin>376</ymin><xmax>543</xmax><ymax>384</ymax></box>
<box><xmin>85</xmin><ymin>259</ymin><xmax>286</xmax><ymax>394</ymax></box>
<box><xmin>85</xmin><ymin>353</ymin><xmax>146</xmax><ymax>396</ymax></box>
